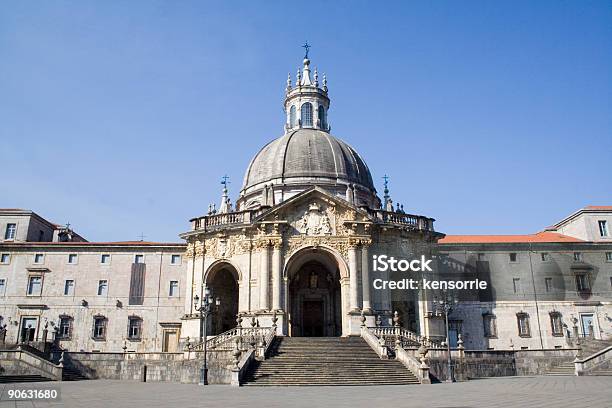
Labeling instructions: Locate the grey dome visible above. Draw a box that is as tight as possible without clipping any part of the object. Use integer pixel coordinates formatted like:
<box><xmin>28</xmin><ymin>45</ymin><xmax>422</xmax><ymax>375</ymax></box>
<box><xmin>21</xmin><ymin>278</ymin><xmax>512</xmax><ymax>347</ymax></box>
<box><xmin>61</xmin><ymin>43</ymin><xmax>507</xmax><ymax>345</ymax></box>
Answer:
<box><xmin>242</xmin><ymin>129</ymin><xmax>375</xmax><ymax>193</ymax></box>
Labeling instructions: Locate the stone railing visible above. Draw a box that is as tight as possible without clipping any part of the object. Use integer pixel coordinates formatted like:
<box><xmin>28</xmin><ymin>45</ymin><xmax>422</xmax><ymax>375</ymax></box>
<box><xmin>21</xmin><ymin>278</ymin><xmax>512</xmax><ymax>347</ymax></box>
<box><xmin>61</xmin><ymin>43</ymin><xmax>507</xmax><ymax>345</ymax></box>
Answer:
<box><xmin>0</xmin><ymin>347</ymin><xmax>63</xmax><ymax>381</ymax></box>
<box><xmin>374</xmin><ymin>210</ymin><xmax>434</xmax><ymax>231</ymax></box>
<box><xmin>189</xmin><ymin>326</ymin><xmax>275</xmax><ymax>353</ymax></box>
<box><xmin>192</xmin><ymin>210</ymin><xmax>253</xmax><ymax>231</ymax></box>
<box><xmin>574</xmin><ymin>345</ymin><xmax>612</xmax><ymax>376</ymax></box>
<box><xmin>370</xmin><ymin>326</ymin><xmax>442</xmax><ymax>349</ymax></box>
<box><xmin>361</xmin><ymin>325</ymin><xmax>431</xmax><ymax>384</ymax></box>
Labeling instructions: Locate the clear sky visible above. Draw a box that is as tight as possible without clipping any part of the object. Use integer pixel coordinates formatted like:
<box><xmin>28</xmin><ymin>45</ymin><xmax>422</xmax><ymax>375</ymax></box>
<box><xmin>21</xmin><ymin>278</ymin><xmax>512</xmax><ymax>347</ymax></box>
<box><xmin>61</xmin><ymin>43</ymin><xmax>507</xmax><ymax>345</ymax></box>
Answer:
<box><xmin>1</xmin><ymin>1</ymin><xmax>611</xmax><ymax>242</ymax></box>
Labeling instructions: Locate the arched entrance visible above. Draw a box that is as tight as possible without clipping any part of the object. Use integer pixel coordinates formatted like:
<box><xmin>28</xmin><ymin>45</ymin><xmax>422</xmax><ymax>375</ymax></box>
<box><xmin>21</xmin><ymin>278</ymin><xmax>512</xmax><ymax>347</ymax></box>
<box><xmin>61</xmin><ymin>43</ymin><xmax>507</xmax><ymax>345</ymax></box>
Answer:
<box><xmin>286</xmin><ymin>248</ymin><xmax>344</xmax><ymax>337</ymax></box>
<box><xmin>205</xmin><ymin>263</ymin><xmax>239</xmax><ymax>335</ymax></box>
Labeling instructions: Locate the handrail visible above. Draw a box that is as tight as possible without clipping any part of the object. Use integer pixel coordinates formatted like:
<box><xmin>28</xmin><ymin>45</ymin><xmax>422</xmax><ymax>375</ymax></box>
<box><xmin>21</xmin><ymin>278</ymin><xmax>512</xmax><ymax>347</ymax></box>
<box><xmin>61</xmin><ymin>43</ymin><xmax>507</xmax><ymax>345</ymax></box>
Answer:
<box><xmin>361</xmin><ymin>326</ymin><xmax>388</xmax><ymax>359</ymax></box>
<box><xmin>574</xmin><ymin>345</ymin><xmax>612</xmax><ymax>376</ymax></box>
<box><xmin>0</xmin><ymin>348</ymin><xmax>63</xmax><ymax>381</ymax></box>
<box><xmin>189</xmin><ymin>326</ymin><xmax>274</xmax><ymax>352</ymax></box>
<box><xmin>192</xmin><ymin>210</ymin><xmax>253</xmax><ymax>231</ymax></box>
<box><xmin>369</xmin><ymin>326</ymin><xmax>442</xmax><ymax>349</ymax></box>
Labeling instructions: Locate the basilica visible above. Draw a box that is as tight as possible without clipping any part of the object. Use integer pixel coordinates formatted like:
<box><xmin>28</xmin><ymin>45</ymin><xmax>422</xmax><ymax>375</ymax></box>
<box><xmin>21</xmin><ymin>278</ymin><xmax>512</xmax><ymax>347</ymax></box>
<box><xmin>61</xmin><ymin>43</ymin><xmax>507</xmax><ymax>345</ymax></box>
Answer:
<box><xmin>1</xmin><ymin>51</ymin><xmax>610</xmax><ymax>384</ymax></box>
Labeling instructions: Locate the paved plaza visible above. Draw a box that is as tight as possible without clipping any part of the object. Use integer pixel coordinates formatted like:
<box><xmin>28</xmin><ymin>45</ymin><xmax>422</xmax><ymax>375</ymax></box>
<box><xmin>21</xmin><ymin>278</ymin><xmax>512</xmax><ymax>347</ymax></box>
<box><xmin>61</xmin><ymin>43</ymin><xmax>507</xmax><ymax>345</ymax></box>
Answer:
<box><xmin>0</xmin><ymin>376</ymin><xmax>610</xmax><ymax>408</ymax></box>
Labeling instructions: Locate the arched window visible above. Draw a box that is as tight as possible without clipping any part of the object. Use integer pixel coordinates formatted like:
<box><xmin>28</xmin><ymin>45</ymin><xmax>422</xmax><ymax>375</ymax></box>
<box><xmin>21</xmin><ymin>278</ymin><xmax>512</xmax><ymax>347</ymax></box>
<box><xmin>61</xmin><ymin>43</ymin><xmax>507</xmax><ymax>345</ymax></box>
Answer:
<box><xmin>318</xmin><ymin>105</ymin><xmax>326</xmax><ymax>129</ymax></box>
<box><xmin>301</xmin><ymin>102</ymin><xmax>313</xmax><ymax>127</ymax></box>
<box><xmin>289</xmin><ymin>105</ymin><xmax>296</xmax><ymax>128</ymax></box>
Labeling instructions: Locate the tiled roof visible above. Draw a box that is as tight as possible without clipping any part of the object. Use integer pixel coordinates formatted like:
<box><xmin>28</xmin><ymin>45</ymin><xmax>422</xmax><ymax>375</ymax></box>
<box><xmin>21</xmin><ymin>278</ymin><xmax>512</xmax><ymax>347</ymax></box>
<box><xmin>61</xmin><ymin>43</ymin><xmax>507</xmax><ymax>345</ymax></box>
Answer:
<box><xmin>438</xmin><ymin>231</ymin><xmax>585</xmax><ymax>244</ymax></box>
<box><xmin>585</xmin><ymin>206</ymin><xmax>612</xmax><ymax>210</ymax></box>
<box><xmin>2</xmin><ymin>241</ymin><xmax>185</xmax><ymax>246</ymax></box>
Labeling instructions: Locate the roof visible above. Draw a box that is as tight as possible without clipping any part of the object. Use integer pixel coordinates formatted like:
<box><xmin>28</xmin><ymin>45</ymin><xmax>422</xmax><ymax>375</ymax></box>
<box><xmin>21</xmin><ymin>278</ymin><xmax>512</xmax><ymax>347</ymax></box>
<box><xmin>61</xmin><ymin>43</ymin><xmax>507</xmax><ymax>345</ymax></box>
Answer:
<box><xmin>585</xmin><ymin>206</ymin><xmax>612</xmax><ymax>210</ymax></box>
<box><xmin>1</xmin><ymin>241</ymin><xmax>185</xmax><ymax>247</ymax></box>
<box><xmin>438</xmin><ymin>231</ymin><xmax>585</xmax><ymax>244</ymax></box>
<box><xmin>545</xmin><ymin>205</ymin><xmax>612</xmax><ymax>231</ymax></box>
<box><xmin>242</xmin><ymin>129</ymin><xmax>375</xmax><ymax>193</ymax></box>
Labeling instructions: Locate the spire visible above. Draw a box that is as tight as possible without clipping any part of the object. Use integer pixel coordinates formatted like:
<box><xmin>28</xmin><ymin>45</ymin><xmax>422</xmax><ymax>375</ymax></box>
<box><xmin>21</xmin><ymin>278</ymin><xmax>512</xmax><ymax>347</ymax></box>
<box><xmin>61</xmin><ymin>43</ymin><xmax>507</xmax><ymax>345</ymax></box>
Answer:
<box><xmin>314</xmin><ymin>68</ymin><xmax>319</xmax><ymax>87</ymax></box>
<box><xmin>286</xmin><ymin>73</ymin><xmax>292</xmax><ymax>93</ymax></box>
<box><xmin>382</xmin><ymin>175</ymin><xmax>393</xmax><ymax>211</ymax></box>
<box><xmin>218</xmin><ymin>175</ymin><xmax>232</xmax><ymax>214</ymax></box>
<box><xmin>300</xmin><ymin>57</ymin><xmax>312</xmax><ymax>86</ymax></box>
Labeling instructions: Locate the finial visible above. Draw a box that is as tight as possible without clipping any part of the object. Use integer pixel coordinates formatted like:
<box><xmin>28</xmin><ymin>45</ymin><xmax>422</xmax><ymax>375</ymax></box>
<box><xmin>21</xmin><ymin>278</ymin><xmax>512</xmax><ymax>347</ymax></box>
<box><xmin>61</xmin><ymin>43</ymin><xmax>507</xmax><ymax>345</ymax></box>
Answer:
<box><xmin>323</xmin><ymin>73</ymin><xmax>327</xmax><ymax>91</ymax></box>
<box><xmin>286</xmin><ymin>73</ymin><xmax>292</xmax><ymax>92</ymax></box>
<box><xmin>296</xmin><ymin>67</ymin><xmax>301</xmax><ymax>85</ymax></box>
<box><xmin>302</xmin><ymin>41</ymin><xmax>311</xmax><ymax>59</ymax></box>
<box><xmin>314</xmin><ymin>68</ymin><xmax>319</xmax><ymax>87</ymax></box>
<box><xmin>383</xmin><ymin>175</ymin><xmax>392</xmax><ymax>211</ymax></box>
<box><xmin>219</xmin><ymin>175</ymin><xmax>232</xmax><ymax>214</ymax></box>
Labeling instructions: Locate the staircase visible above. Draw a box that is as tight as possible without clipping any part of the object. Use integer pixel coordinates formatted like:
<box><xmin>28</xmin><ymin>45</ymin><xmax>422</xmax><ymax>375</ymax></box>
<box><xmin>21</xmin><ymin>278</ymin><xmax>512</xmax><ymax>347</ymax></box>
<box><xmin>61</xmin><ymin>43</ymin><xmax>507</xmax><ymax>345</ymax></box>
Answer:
<box><xmin>62</xmin><ymin>366</ymin><xmax>89</xmax><ymax>381</ymax></box>
<box><xmin>0</xmin><ymin>374</ymin><xmax>52</xmax><ymax>383</ymax></box>
<box><xmin>242</xmin><ymin>336</ymin><xmax>420</xmax><ymax>386</ymax></box>
<box><xmin>545</xmin><ymin>361</ymin><xmax>575</xmax><ymax>376</ymax></box>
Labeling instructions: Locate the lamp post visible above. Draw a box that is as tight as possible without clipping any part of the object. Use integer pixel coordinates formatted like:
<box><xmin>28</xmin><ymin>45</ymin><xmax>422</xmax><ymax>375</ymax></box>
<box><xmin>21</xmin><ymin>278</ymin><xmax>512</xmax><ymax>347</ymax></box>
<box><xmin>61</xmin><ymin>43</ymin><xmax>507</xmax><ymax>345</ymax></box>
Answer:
<box><xmin>193</xmin><ymin>287</ymin><xmax>221</xmax><ymax>386</ymax></box>
<box><xmin>435</xmin><ymin>292</ymin><xmax>458</xmax><ymax>383</ymax></box>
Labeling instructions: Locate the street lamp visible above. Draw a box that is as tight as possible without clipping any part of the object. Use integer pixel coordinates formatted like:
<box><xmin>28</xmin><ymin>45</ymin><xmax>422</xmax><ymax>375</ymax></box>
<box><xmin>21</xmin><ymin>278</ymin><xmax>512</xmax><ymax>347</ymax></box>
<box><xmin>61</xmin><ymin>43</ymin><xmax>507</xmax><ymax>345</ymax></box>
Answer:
<box><xmin>193</xmin><ymin>287</ymin><xmax>221</xmax><ymax>386</ymax></box>
<box><xmin>435</xmin><ymin>292</ymin><xmax>458</xmax><ymax>383</ymax></box>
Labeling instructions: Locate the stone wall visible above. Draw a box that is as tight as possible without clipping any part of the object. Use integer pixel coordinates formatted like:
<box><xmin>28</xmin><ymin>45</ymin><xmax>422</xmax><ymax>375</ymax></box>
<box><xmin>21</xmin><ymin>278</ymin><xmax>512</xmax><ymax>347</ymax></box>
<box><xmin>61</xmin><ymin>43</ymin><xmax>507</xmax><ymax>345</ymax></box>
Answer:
<box><xmin>63</xmin><ymin>350</ymin><xmax>234</xmax><ymax>384</ymax></box>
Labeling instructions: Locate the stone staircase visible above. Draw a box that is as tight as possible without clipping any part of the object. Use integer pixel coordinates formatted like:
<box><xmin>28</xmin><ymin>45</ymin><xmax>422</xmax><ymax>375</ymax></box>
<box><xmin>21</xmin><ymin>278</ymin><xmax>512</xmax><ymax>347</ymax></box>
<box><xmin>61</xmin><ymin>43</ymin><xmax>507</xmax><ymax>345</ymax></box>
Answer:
<box><xmin>242</xmin><ymin>336</ymin><xmax>420</xmax><ymax>386</ymax></box>
<box><xmin>545</xmin><ymin>361</ymin><xmax>575</xmax><ymax>376</ymax></box>
<box><xmin>0</xmin><ymin>374</ymin><xmax>52</xmax><ymax>383</ymax></box>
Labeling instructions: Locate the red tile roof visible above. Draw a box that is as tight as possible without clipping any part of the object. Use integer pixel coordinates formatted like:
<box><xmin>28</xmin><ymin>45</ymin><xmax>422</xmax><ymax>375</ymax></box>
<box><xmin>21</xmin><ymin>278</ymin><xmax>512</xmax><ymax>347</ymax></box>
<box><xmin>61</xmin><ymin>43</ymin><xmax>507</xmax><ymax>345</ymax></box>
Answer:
<box><xmin>438</xmin><ymin>231</ymin><xmax>585</xmax><ymax>244</ymax></box>
<box><xmin>3</xmin><ymin>241</ymin><xmax>185</xmax><ymax>246</ymax></box>
<box><xmin>585</xmin><ymin>206</ymin><xmax>612</xmax><ymax>210</ymax></box>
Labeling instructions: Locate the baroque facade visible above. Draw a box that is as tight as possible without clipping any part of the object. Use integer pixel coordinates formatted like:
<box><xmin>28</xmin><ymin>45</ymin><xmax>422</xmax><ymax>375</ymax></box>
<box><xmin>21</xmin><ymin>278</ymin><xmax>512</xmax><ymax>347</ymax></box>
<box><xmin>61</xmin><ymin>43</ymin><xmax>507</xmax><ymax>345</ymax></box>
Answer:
<box><xmin>0</xmin><ymin>55</ymin><xmax>610</xmax><ymax>356</ymax></box>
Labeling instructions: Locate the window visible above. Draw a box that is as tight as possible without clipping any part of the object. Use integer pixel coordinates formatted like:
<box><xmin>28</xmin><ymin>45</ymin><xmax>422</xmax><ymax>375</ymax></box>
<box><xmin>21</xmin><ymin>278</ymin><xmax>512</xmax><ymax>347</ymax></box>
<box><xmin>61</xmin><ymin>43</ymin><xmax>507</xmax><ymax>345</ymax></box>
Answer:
<box><xmin>169</xmin><ymin>280</ymin><xmax>179</xmax><ymax>297</ymax></box>
<box><xmin>127</xmin><ymin>316</ymin><xmax>142</xmax><ymax>340</ymax></box>
<box><xmin>575</xmin><ymin>273</ymin><xmax>590</xmax><ymax>292</ymax></box>
<box><xmin>27</xmin><ymin>276</ymin><xmax>42</xmax><ymax>295</ymax></box>
<box><xmin>573</xmin><ymin>252</ymin><xmax>582</xmax><ymax>262</ymax></box>
<box><xmin>318</xmin><ymin>105</ymin><xmax>326</xmax><ymax>129</ymax></box>
<box><xmin>300</xmin><ymin>102</ymin><xmax>313</xmax><ymax>127</ymax></box>
<box><xmin>68</xmin><ymin>254</ymin><xmax>78</xmax><ymax>264</ymax></box>
<box><xmin>598</xmin><ymin>220</ymin><xmax>609</xmax><ymax>237</ymax></box>
<box><xmin>58</xmin><ymin>316</ymin><xmax>73</xmax><ymax>340</ymax></box>
<box><xmin>129</xmin><ymin>264</ymin><xmax>146</xmax><ymax>305</ymax></box>
<box><xmin>34</xmin><ymin>253</ymin><xmax>44</xmax><ymax>264</ymax></box>
<box><xmin>97</xmin><ymin>280</ymin><xmax>108</xmax><ymax>296</ymax></box>
<box><xmin>517</xmin><ymin>312</ymin><xmax>531</xmax><ymax>337</ymax></box>
<box><xmin>545</xmin><ymin>277</ymin><xmax>553</xmax><ymax>293</ymax></box>
<box><xmin>550</xmin><ymin>312</ymin><xmax>563</xmax><ymax>337</ymax></box>
<box><xmin>64</xmin><ymin>280</ymin><xmax>75</xmax><ymax>296</ymax></box>
<box><xmin>0</xmin><ymin>278</ymin><xmax>6</xmax><ymax>296</ymax></box>
<box><xmin>92</xmin><ymin>316</ymin><xmax>107</xmax><ymax>340</ymax></box>
<box><xmin>541</xmin><ymin>252</ymin><xmax>550</xmax><ymax>262</ymax></box>
<box><xmin>0</xmin><ymin>253</ymin><xmax>10</xmax><ymax>264</ymax></box>
<box><xmin>483</xmin><ymin>314</ymin><xmax>497</xmax><ymax>338</ymax></box>
<box><xmin>606</xmin><ymin>252</ymin><xmax>612</xmax><ymax>262</ymax></box>
<box><xmin>513</xmin><ymin>278</ymin><xmax>521</xmax><ymax>294</ymax></box>
<box><xmin>171</xmin><ymin>255</ymin><xmax>181</xmax><ymax>265</ymax></box>
<box><xmin>509</xmin><ymin>253</ymin><xmax>517</xmax><ymax>263</ymax></box>
<box><xmin>477</xmin><ymin>253</ymin><xmax>486</xmax><ymax>261</ymax></box>
<box><xmin>4</xmin><ymin>223</ymin><xmax>16</xmax><ymax>240</ymax></box>
<box><xmin>289</xmin><ymin>105</ymin><xmax>296</xmax><ymax>127</ymax></box>
<box><xmin>134</xmin><ymin>254</ymin><xmax>144</xmax><ymax>264</ymax></box>
<box><xmin>101</xmin><ymin>254</ymin><xmax>110</xmax><ymax>264</ymax></box>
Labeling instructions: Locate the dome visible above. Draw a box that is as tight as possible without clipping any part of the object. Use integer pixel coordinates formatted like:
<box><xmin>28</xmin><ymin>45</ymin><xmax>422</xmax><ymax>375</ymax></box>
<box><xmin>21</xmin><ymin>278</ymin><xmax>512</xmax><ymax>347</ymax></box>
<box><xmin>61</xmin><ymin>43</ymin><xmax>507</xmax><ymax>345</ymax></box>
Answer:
<box><xmin>241</xmin><ymin>129</ymin><xmax>375</xmax><ymax>194</ymax></box>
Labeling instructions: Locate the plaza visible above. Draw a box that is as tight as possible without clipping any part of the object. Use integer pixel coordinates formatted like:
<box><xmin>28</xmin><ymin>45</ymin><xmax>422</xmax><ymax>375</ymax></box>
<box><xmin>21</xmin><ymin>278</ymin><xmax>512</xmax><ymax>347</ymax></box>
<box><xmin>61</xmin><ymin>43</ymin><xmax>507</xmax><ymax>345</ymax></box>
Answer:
<box><xmin>1</xmin><ymin>376</ymin><xmax>611</xmax><ymax>408</ymax></box>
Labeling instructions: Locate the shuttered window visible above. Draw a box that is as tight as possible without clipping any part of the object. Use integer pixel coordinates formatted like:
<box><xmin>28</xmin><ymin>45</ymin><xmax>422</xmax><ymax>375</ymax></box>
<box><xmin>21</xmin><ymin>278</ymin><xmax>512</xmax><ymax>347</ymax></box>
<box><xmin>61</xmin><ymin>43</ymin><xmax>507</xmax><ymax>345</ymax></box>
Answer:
<box><xmin>129</xmin><ymin>263</ymin><xmax>146</xmax><ymax>305</ymax></box>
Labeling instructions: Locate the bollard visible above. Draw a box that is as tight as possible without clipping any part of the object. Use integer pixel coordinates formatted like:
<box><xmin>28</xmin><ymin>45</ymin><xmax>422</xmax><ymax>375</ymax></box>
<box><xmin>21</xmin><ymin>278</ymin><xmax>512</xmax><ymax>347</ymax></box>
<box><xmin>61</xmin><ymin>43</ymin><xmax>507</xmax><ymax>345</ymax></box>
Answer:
<box><xmin>142</xmin><ymin>365</ymin><xmax>147</xmax><ymax>382</ymax></box>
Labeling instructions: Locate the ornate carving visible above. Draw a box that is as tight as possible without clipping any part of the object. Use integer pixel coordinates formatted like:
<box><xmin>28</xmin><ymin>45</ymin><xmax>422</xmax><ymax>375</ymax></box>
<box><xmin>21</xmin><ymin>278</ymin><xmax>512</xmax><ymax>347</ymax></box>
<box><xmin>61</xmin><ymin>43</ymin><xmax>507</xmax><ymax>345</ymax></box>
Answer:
<box><xmin>296</xmin><ymin>202</ymin><xmax>332</xmax><ymax>235</ymax></box>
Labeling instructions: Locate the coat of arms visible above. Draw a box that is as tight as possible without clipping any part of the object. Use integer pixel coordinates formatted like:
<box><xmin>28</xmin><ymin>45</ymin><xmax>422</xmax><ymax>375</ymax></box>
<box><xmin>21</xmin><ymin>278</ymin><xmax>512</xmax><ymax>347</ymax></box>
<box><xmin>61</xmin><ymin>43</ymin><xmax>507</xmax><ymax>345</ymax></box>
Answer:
<box><xmin>297</xmin><ymin>203</ymin><xmax>332</xmax><ymax>235</ymax></box>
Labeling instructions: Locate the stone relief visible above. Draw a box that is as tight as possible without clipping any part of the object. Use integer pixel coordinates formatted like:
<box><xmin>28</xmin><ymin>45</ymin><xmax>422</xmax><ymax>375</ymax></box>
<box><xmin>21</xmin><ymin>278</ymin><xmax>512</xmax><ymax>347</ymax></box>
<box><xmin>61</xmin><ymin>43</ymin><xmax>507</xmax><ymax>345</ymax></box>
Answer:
<box><xmin>296</xmin><ymin>202</ymin><xmax>332</xmax><ymax>235</ymax></box>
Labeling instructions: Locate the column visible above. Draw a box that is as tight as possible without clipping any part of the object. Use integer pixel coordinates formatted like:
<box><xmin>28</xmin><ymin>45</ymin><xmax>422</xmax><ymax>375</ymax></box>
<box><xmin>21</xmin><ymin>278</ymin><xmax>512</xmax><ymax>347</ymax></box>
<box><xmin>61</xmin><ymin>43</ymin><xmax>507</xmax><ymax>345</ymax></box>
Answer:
<box><xmin>361</xmin><ymin>244</ymin><xmax>371</xmax><ymax>312</ymax></box>
<box><xmin>271</xmin><ymin>241</ymin><xmax>282</xmax><ymax>311</ymax></box>
<box><xmin>259</xmin><ymin>242</ymin><xmax>270</xmax><ymax>310</ymax></box>
<box><xmin>348</xmin><ymin>244</ymin><xmax>359</xmax><ymax>311</ymax></box>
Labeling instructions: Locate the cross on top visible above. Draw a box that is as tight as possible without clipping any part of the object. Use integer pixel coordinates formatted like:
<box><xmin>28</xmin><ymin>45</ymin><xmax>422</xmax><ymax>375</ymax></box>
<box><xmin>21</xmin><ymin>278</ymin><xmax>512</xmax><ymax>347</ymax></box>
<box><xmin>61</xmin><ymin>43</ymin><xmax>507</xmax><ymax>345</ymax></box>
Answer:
<box><xmin>382</xmin><ymin>174</ymin><xmax>389</xmax><ymax>187</ymax></box>
<box><xmin>221</xmin><ymin>175</ymin><xmax>230</xmax><ymax>187</ymax></box>
<box><xmin>65</xmin><ymin>222</ymin><xmax>71</xmax><ymax>230</ymax></box>
<box><xmin>137</xmin><ymin>232</ymin><xmax>146</xmax><ymax>241</ymax></box>
<box><xmin>302</xmin><ymin>41</ymin><xmax>311</xmax><ymax>58</ymax></box>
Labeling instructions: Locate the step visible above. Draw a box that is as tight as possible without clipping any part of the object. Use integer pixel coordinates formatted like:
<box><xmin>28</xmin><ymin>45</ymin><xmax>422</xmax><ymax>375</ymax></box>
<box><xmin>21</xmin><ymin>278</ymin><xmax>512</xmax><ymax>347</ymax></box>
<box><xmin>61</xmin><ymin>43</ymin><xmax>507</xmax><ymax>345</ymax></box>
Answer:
<box><xmin>0</xmin><ymin>375</ymin><xmax>52</xmax><ymax>383</ymax></box>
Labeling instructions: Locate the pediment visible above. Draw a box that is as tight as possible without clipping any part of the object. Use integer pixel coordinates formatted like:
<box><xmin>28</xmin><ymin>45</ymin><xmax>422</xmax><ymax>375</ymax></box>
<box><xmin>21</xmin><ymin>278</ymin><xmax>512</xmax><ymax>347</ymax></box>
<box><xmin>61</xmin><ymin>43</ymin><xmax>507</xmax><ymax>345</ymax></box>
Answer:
<box><xmin>255</xmin><ymin>187</ymin><xmax>370</xmax><ymax>236</ymax></box>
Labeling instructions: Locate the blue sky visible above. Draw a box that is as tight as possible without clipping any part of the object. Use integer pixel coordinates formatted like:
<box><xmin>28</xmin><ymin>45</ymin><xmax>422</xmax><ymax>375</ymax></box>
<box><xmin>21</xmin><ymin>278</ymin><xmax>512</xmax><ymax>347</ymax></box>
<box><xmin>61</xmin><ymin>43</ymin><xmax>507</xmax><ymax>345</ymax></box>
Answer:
<box><xmin>1</xmin><ymin>1</ymin><xmax>611</xmax><ymax>242</ymax></box>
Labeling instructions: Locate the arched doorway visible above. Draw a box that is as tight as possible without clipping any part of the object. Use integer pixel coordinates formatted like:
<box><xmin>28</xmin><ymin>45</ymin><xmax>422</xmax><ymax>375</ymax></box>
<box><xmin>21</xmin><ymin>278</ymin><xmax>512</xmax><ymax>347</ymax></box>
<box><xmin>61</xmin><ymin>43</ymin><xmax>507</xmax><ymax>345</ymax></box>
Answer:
<box><xmin>206</xmin><ymin>263</ymin><xmax>239</xmax><ymax>335</ymax></box>
<box><xmin>286</xmin><ymin>249</ymin><xmax>343</xmax><ymax>337</ymax></box>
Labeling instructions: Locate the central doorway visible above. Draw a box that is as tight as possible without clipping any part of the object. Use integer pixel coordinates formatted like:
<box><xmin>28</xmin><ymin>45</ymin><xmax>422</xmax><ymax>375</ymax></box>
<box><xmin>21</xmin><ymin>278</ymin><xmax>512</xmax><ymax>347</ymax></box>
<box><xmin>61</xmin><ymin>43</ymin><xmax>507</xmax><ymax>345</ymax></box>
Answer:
<box><xmin>288</xmin><ymin>259</ymin><xmax>341</xmax><ymax>337</ymax></box>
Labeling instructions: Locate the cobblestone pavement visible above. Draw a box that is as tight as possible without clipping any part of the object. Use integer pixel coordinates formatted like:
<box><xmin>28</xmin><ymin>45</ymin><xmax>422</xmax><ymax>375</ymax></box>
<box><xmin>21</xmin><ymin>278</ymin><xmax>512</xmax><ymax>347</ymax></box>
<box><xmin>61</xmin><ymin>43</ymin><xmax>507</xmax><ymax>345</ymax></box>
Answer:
<box><xmin>0</xmin><ymin>376</ymin><xmax>610</xmax><ymax>408</ymax></box>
